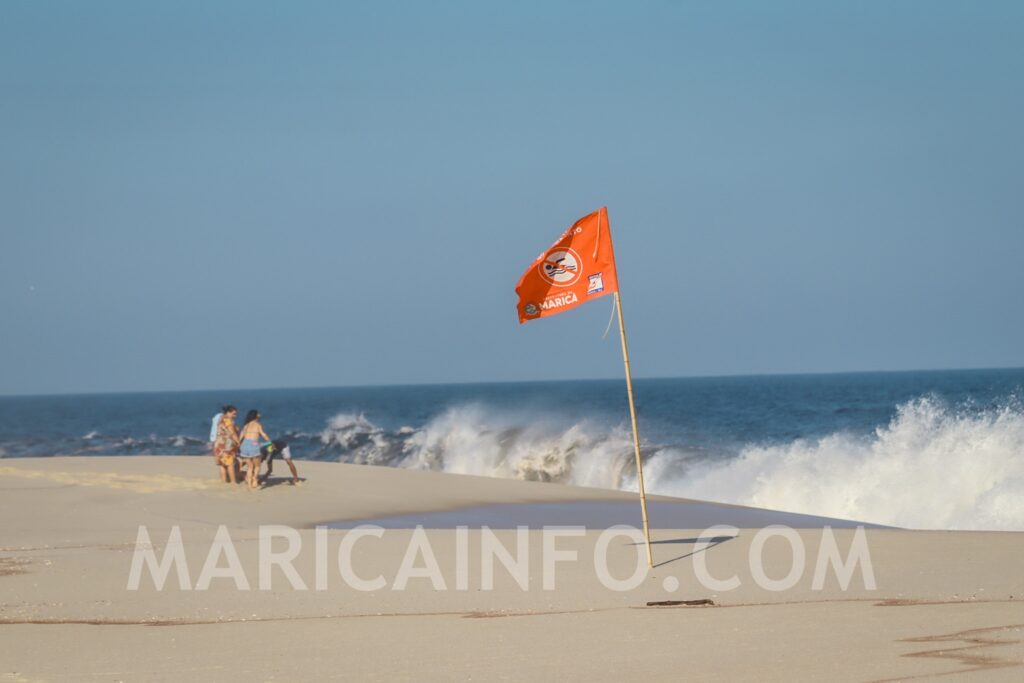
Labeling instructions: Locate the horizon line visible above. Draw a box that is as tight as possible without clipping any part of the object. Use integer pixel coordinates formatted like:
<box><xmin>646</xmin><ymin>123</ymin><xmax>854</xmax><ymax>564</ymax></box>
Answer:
<box><xmin>3</xmin><ymin>365</ymin><xmax>1023</xmax><ymax>400</ymax></box>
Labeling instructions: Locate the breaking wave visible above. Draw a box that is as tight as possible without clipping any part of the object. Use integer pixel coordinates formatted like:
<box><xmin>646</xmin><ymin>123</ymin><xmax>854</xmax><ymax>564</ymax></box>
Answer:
<box><xmin>649</xmin><ymin>397</ymin><xmax>1024</xmax><ymax>531</ymax></box>
<box><xmin>314</xmin><ymin>398</ymin><xmax>1024</xmax><ymax>531</ymax></box>
<box><xmin>316</xmin><ymin>406</ymin><xmax>640</xmax><ymax>489</ymax></box>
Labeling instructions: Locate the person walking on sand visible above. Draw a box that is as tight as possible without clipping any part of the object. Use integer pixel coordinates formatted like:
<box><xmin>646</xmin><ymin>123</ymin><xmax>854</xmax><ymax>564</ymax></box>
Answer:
<box><xmin>214</xmin><ymin>406</ymin><xmax>240</xmax><ymax>484</ymax></box>
<box><xmin>239</xmin><ymin>409</ymin><xmax>270</xmax><ymax>490</ymax></box>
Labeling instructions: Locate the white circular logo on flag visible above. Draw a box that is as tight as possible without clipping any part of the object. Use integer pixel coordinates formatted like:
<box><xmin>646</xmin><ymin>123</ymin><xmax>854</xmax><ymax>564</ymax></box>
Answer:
<box><xmin>539</xmin><ymin>248</ymin><xmax>582</xmax><ymax>287</ymax></box>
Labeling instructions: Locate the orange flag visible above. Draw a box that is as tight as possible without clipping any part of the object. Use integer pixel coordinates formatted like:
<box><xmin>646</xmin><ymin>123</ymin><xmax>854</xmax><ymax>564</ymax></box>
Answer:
<box><xmin>515</xmin><ymin>207</ymin><xmax>619</xmax><ymax>323</ymax></box>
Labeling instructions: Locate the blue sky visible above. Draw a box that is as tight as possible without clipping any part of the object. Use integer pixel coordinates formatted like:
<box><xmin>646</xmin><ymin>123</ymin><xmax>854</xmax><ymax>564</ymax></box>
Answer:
<box><xmin>2</xmin><ymin>1</ymin><xmax>1022</xmax><ymax>395</ymax></box>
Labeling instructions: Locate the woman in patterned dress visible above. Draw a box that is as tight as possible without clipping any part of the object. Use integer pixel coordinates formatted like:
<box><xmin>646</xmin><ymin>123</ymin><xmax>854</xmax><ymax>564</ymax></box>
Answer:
<box><xmin>214</xmin><ymin>406</ymin><xmax>240</xmax><ymax>484</ymax></box>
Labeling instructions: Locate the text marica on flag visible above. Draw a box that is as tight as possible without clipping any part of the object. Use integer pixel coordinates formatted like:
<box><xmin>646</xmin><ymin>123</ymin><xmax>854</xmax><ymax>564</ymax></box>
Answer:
<box><xmin>514</xmin><ymin>207</ymin><xmax>619</xmax><ymax>324</ymax></box>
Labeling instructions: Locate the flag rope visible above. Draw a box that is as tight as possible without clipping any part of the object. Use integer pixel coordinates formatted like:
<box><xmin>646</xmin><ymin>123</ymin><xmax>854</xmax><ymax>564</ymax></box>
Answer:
<box><xmin>602</xmin><ymin>295</ymin><xmax>618</xmax><ymax>339</ymax></box>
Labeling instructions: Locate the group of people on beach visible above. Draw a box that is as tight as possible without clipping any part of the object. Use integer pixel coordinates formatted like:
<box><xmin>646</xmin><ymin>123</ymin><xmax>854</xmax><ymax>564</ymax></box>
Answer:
<box><xmin>210</xmin><ymin>405</ymin><xmax>299</xmax><ymax>489</ymax></box>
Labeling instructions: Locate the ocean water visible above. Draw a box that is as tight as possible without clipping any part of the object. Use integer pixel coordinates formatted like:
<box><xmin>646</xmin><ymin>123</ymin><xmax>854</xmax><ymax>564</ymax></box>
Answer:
<box><xmin>2</xmin><ymin>369</ymin><xmax>1023</xmax><ymax>531</ymax></box>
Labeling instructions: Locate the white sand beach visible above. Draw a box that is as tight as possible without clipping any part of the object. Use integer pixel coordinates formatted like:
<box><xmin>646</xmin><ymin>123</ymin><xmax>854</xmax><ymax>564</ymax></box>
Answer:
<box><xmin>1</xmin><ymin>456</ymin><xmax>1022</xmax><ymax>681</ymax></box>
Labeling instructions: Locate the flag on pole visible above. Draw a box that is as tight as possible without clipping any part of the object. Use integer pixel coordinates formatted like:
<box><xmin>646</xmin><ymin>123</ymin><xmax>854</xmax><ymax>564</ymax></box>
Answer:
<box><xmin>515</xmin><ymin>207</ymin><xmax>618</xmax><ymax>324</ymax></box>
<box><xmin>514</xmin><ymin>207</ymin><xmax>655</xmax><ymax>567</ymax></box>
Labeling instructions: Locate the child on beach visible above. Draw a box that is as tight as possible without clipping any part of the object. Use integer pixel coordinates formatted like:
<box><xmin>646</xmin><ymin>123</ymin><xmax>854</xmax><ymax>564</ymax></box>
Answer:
<box><xmin>238</xmin><ymin>409</ymin><xmax>270</xmax><ymax>490</ymax></box>
<box><xmin>213</xmin><ymin>406</ymin><xmax>240</xmax><ymax>484</ymax></box>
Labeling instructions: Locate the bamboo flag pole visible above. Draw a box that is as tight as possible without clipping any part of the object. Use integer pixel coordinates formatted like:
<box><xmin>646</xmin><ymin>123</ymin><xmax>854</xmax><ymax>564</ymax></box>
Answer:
<box><xmin>614</xmin><ymin>291</ymin><xmax>654</xmax><ymax>567</ymax></box>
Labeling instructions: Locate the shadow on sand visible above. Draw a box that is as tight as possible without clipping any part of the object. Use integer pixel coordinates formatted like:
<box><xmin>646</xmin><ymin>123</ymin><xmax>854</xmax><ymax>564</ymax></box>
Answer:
<box><xmin>257</xmin><ymin>476</ymin><xmax>305</xmax><ymax>489</ymax></box>
<box><xmin>628</xmin><ymin>534</ymin><xmax>738</xmax><ymax>568</ymax></box>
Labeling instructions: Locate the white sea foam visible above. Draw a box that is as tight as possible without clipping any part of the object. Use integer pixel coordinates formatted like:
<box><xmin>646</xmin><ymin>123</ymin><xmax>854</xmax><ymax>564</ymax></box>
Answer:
<box><xmin>397</xmin><ymin>404</ymin><xmax>633</xmax><ymax>488</ymax></box>
<box><xmin>318</xmin><ymin>405</ymin><xmax>635</xmax><ymax>487</ymax></box>
<box><xmin>318</xmin><ymin>397</ymin><xmax>1024</xmax><ymax>531</ymax></box>
<box><xmin>650</xmin><ymin>397</ymin><xmax>1024</xmax><ymax>531</ymax></box>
